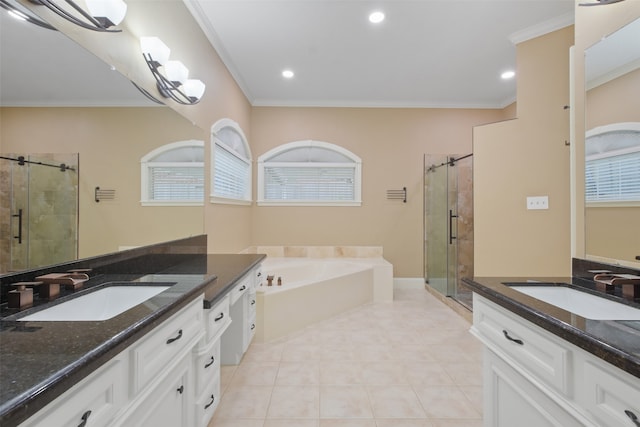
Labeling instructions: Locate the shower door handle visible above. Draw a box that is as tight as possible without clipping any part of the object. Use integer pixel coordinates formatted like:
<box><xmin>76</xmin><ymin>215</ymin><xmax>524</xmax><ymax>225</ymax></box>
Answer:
<box><xmin>449</xmin><ymin>209</ymin><xmax>457</xmax><ymax>245</ymax></box>
<box><xmin>12</xmin><ymin>208</ymin><xmax>23</xmax><ymax>244</ymax></box>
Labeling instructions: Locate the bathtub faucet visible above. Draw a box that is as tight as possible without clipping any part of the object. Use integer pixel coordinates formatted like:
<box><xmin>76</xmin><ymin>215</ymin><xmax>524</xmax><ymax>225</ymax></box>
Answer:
<box><xmin>266</xmin><ymin>275</ymin><xmax>274</xmax><ymax>286</ymax></box>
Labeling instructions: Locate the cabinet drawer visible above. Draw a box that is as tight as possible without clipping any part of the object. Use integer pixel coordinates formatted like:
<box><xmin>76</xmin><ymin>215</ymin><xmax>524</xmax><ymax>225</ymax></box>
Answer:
<box><xmin>130</xmin><ymin>296</ymin><xmax>203</xmax><ymax>394</ymax></box>
<box><xmin>582</xmin><ymin>360</ymin><xmax>640</xmax><ymax>427</ymax></box>
<box><xmin>194</xmin><ymin>339</ymin><xmax>221</xmax><ymax>396</ymax></box>
<box><xmin>229</xmin><ymin>276</ymin><xmax>250</xmax><ymax>305</ymax></box>
<box><xmin>20</xmin><ymin>355</ymin><xmax>128</xmax><ymax>427</ymax></box>
<box><xmin>472</xmin><ymin>294</ymin><xmax>570</xmax><ymax>395</ymax></box>
<box><xmin>205</xmin><ymin>294</ymin><xmax>231</xmax><ymax>343</ymax></box>
<box><xmin>194</xmin><ymin>374</ymin><xmax>221</xmax><ymax>427</ymax></box>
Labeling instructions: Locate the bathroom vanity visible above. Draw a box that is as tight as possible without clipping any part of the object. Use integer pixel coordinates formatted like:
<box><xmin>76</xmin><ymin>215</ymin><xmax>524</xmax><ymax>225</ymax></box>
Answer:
<box><xmin>0</xmin><ymin>236</ymin><xmax>265</xmax><ymax>427</ymax></box>
<box><xmin>463</xmin><ymin>268</ymin><xmax>640</xmax><ymax>427</ymax></box>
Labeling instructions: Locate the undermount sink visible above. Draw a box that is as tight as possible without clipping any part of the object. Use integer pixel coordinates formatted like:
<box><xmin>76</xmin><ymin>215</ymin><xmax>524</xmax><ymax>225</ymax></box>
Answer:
<box><xmin>510</xmin><ymin>285</ymin><xmax>640</xmax><ymax>320</ymax></box>
<box><xmin>18</xmin><ymin>285</ymin><xmax>171</xmax><ymax>322</ymax></box>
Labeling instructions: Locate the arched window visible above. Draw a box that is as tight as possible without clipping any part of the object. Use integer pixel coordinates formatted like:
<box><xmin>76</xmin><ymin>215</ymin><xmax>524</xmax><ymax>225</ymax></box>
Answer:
<box><xmin>140</xmin><ymin>140</ymin><xmax>204</xmax><ymax>206</ymax></box>
<box><xmin>586</xmin><ymin>122</ymin><xmax>640</xmax><ymax>205</ymax></box>
<box><xmin>257</xmin><ymin>140</ymin><xmax>362</xmax><ymax>206</ymax></box>
<box><xmin>211</xmin><ymin>119</ymin><xmax>252</xmax><ymax>204</ymax></box>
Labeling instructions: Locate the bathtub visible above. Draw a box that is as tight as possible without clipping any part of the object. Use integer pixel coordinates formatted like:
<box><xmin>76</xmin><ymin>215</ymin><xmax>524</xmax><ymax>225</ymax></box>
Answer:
<box><xmin>254</xmin><ymin>258</ymin><xmax>386</xmax><ymax>342</ymax></box>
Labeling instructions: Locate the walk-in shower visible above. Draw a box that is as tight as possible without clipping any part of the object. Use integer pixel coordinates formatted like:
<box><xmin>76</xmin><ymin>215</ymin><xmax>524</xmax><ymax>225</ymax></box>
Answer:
<box><xmin>0</xmin><ymin>154</ymin><xmax>78</xmax><ymax>273</ymax></box>
<box><xmin>424</xmin><ymin>153</ymin><xmax>474</xmax><ymax>309</ymax></box>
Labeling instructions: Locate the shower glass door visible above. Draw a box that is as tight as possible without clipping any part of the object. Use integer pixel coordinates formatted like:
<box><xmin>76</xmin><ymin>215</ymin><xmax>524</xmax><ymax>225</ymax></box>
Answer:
<box><xmin>1</xmin><ymin>154</ymin><xmax>79</xmax><ymax>272</ymax></box>
<box><xmin>424</xmin><ymin>155</ymin><xmax>457</xmax><ymax>296</ymax></box>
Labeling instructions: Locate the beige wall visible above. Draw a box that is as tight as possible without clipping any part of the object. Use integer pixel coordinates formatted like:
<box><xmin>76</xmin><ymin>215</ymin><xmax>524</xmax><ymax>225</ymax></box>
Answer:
<box><xmin>0</xmin><ymin>107</ymin><xmax>204</xmax><ymax>257</ymax></box>
<box><xmin>473</xmin><ymin>26</ymin><xmax>574</xmax><ymax>276</ymax></box>
<box><xmin>250</xmin><ymin>107</ymin><xmax>504</xmax><ymax>277</ymax></box>
<box><xmin>574</xmin><ymin>1</ymin><xmax>640</xmax><ymax>266</ymax></box>
<box><xmin>584</xmin><ymin>68</ymin><xmax>640</xmax><ymax>263</ymax></box>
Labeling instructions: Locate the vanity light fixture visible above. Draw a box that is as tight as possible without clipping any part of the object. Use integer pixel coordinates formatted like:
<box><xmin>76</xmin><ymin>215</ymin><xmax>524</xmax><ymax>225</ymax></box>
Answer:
<box><xmin>578</xmin><ymin>0</ymin><xmax>625</xmax><ymax>5</ymax></box>
<box><xmin>26</xmin><ymin>0</ymin><xmax>127</xmax><ymax>32</ymax></box>
<box><xmin>1</xmin><ymin>0</ymin><xmax>56</xmax><ymax>30</ymax></box>
<box><xmin>369</xmin><ymin>10</ymin><xmax>385</xmax><ymax>24</ymax></box>
<box><xmin>140</xmin><ymin>36</ymin><xmax>206</xmax><ymax>105</ymax></box>
<box><xmin>501</xmin><ymin>70</ymin><xmax>515</xmax><ymax>80</ymax></box>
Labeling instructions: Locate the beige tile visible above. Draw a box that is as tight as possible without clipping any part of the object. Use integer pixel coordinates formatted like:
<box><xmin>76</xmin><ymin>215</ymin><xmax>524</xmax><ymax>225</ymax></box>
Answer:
<box><xmin>267</xmin><ymin>385</ymin><xmax>320</xmax><ymax>419</ymax></box>
<box><xmin>320</xmin><ymin>361</ymin><xmax>364</xmax><ymax>385</ymax></box>
<box><xmin>375</xmin><ymin>420</ymin><xmax>434</xmax><ymax>427</ymax></box>
<box><xmin>215</xmin><ymin>385</ymin><xmax>272</xmax><ymax>419</ymax></box>
<box><xmin>429</xmin><ymin>420</ymin><xmax>483</xmax><ymax>427</ymax></box>
<box><xmin>209</xmin><ymin>417</ymin><xmax>265</xmax><ymax>427</ymax></box>
<box><xmin>282</xmin><ymin>343</ymin><xmax>324</xmax><ymax>361</ymax></box>
<box><xmin>276</xmin><ymin>361</ymin><xmax>320</xmax><ymax>385</ymax></box>
<box><xmin>402</xmin><ymin>361</ymin><xmax>456</xmax><ymax>386</ymax></box>
<box><xmin>367</xmin><ymin>385</ymin><xmax>427</xmax><ymax>418</ymax></box>
<box><xmin>319</xmin><ymin>385</ymin><xmax>373</xmax><ymax>419</ymax></box>
<box><xmin>264</xmin><ymin>420</ymin><xmax>318</xmax><ymax>427</ymax></box>
<box><xmin>361</xmin><ymin>362</ymin><xmax>408</xmax><ymax>385</ymax></box>
<box><xmin>244</xmin><ymin>342</ymin><xmax>285</xmax><ymax>362</ymax></box>
<box><xmin>230</xmin><ymin>361</ymin><xmax>279</xmax><ymax>386</ymax></box>
<box><xmin>441</xmin><ymin>363</ymin><xmax>482</xmax><ymax>386</ymax></box>
<box><xmin>320</xmin><ymin>420</ymin><xmax>376</xmax><ymax>427</ymax></box>
<box><xmin>458</xmin><ymin>385</ymin><xmax>483</xmax><ymax>415</ymax></box>
<box><xmin>413</xmin><ymin>386</ymin><xmax>481</xmax><ymax>419</ymax></box>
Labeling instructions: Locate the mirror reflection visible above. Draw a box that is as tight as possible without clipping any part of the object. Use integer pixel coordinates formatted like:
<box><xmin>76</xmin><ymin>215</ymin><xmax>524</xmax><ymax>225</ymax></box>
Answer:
<box><xmin>584</xmin><ymin>17</ymin><xmax>640</xmax><ymax>264</ymax></box>
<box><xmin>0</xmin><ymin>11</ymin><xmax>205</xmax><ymax>273</ymax></box>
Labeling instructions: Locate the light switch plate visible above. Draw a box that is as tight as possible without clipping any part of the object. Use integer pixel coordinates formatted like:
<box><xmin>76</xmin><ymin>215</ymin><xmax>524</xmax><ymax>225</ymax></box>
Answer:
<box><xmin>527</xmin><ymin>196</ymin><xmax>549</xmax><ymax>210</ymax></box>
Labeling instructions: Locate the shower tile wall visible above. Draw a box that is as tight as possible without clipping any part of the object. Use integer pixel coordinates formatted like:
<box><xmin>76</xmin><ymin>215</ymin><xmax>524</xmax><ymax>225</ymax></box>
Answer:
<box><xmin>0</xmin><ymin>161</ymin><xmax>11</xmax><ymax>273</ymax></box>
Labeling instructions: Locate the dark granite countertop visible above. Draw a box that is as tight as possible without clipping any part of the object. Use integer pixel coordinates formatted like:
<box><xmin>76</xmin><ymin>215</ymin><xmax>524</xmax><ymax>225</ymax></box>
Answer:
<box><xmin>0</xmin><ymin>252</ymin><xmax>265</xmax><ymax>427</ymax></box>
<box><xmin>462</xmin><ymin>276</ymin><xmax>640</xmax><ymax>379</ymax></box>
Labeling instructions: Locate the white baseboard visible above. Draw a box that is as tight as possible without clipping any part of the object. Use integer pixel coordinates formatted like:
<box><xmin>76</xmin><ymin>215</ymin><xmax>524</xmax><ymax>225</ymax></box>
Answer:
<box><xmin>393</xmin><ymin>277</ymin><xmax>425</xmax><ymax>290</ymax></box>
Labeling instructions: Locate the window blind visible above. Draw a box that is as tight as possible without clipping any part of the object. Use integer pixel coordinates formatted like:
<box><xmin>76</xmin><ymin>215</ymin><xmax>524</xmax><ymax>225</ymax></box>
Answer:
<box><xmin>213</xmin><ymin>143</ymin><xmax>250</xmax><ymax>200</ymax></box>
<box><xmin>264</xmin><ymin>165</ymin><xmax>355</xmax><ymax>201</ymax></box>
<box><xmin>586</xmin><ymin>151</ymin><xmax>640</xmax><ymax>202</ymax></box>
<box><xmin>149</xmin><ymin>165</ymin><xmax>204</xmax><ymax>201</ymax></box>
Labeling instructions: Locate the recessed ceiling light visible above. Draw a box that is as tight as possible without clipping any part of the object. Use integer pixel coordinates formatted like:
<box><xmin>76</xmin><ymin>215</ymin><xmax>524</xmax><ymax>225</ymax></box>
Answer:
<box><xmin>369</xmin><ymin>11</ymin><xmax>385</xmax><ymax>24</ymax></box>
<box><xmin>282</xmin><ymin>69</ymin><xmax>294</xmax><ymax>79</ymax></box>
<box><xmin>501</xmin><ymin>70</ymin><xmax>515</xmax><ymax>80</ymax></box>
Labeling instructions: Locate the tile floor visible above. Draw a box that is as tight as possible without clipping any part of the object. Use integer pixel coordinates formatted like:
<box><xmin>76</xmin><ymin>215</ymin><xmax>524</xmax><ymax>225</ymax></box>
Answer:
<box><xmin>209</xmin><ymin>287</ymin><xmax>483</xmax><ymax>427</ymax></box>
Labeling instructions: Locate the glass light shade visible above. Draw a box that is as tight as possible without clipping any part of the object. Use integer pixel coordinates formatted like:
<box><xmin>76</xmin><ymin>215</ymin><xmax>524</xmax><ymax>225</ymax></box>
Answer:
<box><xmin>164</xmin><ymin>61</ymin><xmax>189</xmax><ymax>84</ymax></box>
<box><xmin>85</xmin><ymin>0</ymin><xmax>127</xmax><ymax>26</ymax></box>
<box><xmin>183</xmin><ymin>79</ymin><xmax>206</xmax><ymax>100</ymax></box>
<box><xmin>140</xmin><ymin>37</ymin><xmax>170</xmax><ymax>65</ymax></box>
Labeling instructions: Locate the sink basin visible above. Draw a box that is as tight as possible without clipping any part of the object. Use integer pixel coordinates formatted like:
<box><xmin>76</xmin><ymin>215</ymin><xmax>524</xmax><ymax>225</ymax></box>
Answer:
<box><xmin>18</xmin><ymin>285</ymin><xmax>171</xmax><ymax>322</ymax></box>
<box><xmin>510</xmin><ymin>286</ymin><xmax>640</xmax><ymax>320</ymax></box>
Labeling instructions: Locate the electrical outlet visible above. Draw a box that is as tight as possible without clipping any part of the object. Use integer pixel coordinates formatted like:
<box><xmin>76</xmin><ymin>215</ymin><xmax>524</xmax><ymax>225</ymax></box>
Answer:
<box><xmin>527</xmin><ymin>196</ymin><xmax>549</xmax><ymax>210</ymax></box>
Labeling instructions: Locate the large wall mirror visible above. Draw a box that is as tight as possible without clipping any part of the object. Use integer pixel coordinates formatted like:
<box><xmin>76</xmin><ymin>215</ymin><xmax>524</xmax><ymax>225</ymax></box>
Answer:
<box><xmin>0</xmin><ymin>11</ymin><xmax>204</xmax><ymax>273</ymax></box>
<box><xmin>584</xmin><ymin>17</ymin><xmax>640</xmax><ymax>265</ymax></box>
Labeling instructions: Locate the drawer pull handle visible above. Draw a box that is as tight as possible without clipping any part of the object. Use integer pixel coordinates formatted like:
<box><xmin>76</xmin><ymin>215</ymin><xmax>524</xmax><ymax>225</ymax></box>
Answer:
<box><xmin>205</xmin><ymin>356</ymin><xmax>215</xmax><ymax>368</ymax></box>
<box><xmin>177</xmin><ymin>385</ymin><xmax>184</xmax><ymax>394</ymax></box>
<box><xmin>257</xmin><ymin>272</ymin><xmax>262</xmax><ymax>277</ymax></box>
<box><xmin>78</xmin><ymin>410</ymin><xmax>91</xmax><ymax>427</ymax></box>
<box><xmin>166</xmin><ymin>329</ymin><xmax>183</xmax><ymax>344</ymax></box>
<box><xmin>251</xmin><ymin>323</ymin><xmax>255</xmax><ymax>330</ymax></box>
<box><xmin>625</xmin><ymin>410</ymin><xmax>640</xmax><ymax>427</ymax></box>
<box><xmin>205</xmin><ymin>394</ymin><xmax>215</xmax><ymax>409</ymax></box>
<box><xmin>239</xmin><ymin>285</ymin><xmax>246</xmax><ymax>291</ymax></box>
<box><xmin>251</xmin><ymin>299</ymin><xmax>256</xmax><ymax>305</ymax></box>
<box><xmin>502</xmin><ymin>330</ymin><xmax>524</xmax><ymax>345</ymax></box>
<box><xmin>214</xmin><ymin>312</ymin><xmax>224</xmax><ymax>322</ymax></box>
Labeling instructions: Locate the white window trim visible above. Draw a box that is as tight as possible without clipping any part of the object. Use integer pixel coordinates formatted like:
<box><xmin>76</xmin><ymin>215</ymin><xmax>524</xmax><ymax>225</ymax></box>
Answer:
<box><xmin>585</xmin><ymin>122</ymin><xmax>640</xmax><ymax>208</ymax></box>
<box><xmin>210</xmin><ymin>118</ymin><xmax>252</xmax><ymax>205</ymax></box>
<box><xmin>140</xmin><ymin>139</ymin><xmax>204</xmax><ymax>206</ymax></box>
<box><xmin>257</xmin><ymin>140</ymin><xmax>362</xmax><ymax>207</ymax></box>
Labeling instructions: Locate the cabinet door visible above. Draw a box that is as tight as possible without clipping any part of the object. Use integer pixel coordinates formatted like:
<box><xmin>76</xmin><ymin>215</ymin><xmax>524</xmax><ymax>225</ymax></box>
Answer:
<box><xmin>121</xmin><ymin>356</ymin><xmax>191</xmax><ymax>427</ymax></box>
<box><xmin>485</xmin><ymin>350</ymin><xmax>584</xmax><ymax>427</ymax></box>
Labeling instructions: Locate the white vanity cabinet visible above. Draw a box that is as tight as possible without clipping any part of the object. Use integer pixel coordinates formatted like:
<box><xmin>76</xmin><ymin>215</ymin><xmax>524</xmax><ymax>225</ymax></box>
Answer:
<box><xmin>220</xmin><ymin>265</ymin><xmax>261</xmax><ymax>365</ymax></box>
<box><xmin>472</xmin><ymin>293</ymin><xmax>640</xmax><ymax>427</ymax></box>
<box><xmin>18</xmin><ymin>295</ymin><xmax>204</xmax><ymax>427</ymax></box>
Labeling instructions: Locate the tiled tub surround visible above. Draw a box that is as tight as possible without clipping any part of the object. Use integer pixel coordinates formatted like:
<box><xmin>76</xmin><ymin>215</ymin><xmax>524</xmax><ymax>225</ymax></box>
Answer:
<box><xmin>0</xmin><ymin>236</ymin><xmax>266</xmax><ymax>427</ymax></box>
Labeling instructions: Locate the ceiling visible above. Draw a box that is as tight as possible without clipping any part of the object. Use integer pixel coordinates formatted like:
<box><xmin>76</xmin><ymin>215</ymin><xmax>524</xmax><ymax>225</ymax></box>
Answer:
<box><xmin>0</xmin><ymin>0</ymin><xmax>576</xmax><ymax>108</ymax></box>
